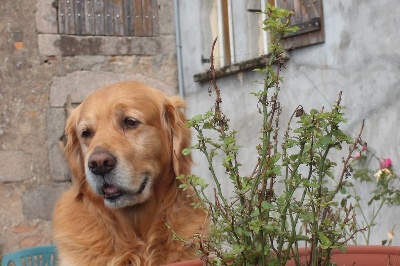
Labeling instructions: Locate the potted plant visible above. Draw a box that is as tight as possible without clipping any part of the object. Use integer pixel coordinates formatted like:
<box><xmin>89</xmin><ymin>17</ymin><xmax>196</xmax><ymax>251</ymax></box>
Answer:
<box><xmin>165</xmin><ymin>4</ymin><xmax>400</xmax><ymax>266</ymax></box>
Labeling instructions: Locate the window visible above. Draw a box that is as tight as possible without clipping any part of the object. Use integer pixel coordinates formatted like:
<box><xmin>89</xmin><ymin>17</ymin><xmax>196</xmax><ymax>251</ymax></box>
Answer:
<box><xmin>213</xmin><ymin>0</ymin><xmax>324</xmax><ymax>67</ymax></box>
<box><xmin>55</xmin><ymin>0</ymin><xmax>159</xmax><ymax>37</ymax></box>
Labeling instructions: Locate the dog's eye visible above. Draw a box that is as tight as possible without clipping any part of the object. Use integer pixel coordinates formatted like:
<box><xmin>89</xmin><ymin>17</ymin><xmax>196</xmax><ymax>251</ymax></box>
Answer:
<box><xmin>123</xmin><ymin>117</ymin><xmax>141</xmax><ymax>129</ymax></box>
<box><xmin>81</xmin><ymin>129</ymin><xmax>92</xmax><ymax>138</ymax></box>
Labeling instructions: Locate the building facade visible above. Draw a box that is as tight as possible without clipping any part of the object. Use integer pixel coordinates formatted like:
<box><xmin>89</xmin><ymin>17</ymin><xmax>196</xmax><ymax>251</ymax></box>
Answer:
<box><xmin>1</xmin><ymin>0</ymin><xmax>400</xmax><ymax>255</ymax></box>
<box><xmin>179</xmin><ymin>0</ymin><xmax>400</xmax><ymax>245</ymax></box>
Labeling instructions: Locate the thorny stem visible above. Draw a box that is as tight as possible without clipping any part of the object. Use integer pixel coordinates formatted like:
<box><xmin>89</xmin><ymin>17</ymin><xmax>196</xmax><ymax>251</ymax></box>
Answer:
<box><xmin>209</xmin><ymin>37</ymin><xmax>245</xmax><ymax>208</ymax></box>
<box><xmin>327</xmin><ymin>119</ymin><xmax>365</xmax><ymax>205</ymax></box>
<box><xmin>209</xmin><ymin>37</ymin><xmax>249</xmax><ymax>261</ymax></box>
<box><xmin>195</xmin><ymin>127</ymin><xmax>228</xmax><ymax>207</ymax></box>
<box><xmin>250</xmin><ymin>47</ymin><xmax>281</xmax><ymax>201</ymax></box>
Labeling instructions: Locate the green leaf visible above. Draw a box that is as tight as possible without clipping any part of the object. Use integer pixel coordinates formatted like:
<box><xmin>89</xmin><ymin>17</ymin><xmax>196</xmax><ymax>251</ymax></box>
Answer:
<box><xmin>203</xmin><ymin>122</ymin><xmax>213</xmax><ymax>129</ymax></box>
<box><xmin>271</xmin><ymin>152</ymin><xmax>281</xmax><ymax>164</ymax></box>
<box><xmin>261</xmin><ymin>201</ymin><xmax>273</xmax><ymax>211</ymax></box>
<box><xmin>336</xmin><ymin>245</ymin><xmax>346</xmax><ymax>253</ymax></box>
<box><xmin>182</xmin><ymin>148</ymin><xmax>192</xmax><ymax>155</ymax></box>
<box><xmin>249</xmin><ymin>220</ymin><xmax>263</xmax><ymax>234</ymax></box>
<box><xmin>318</xmin><ymin>232</ymin><xmax>332</xmax><ymax>249</ymax></box>
<box><xmin>176</xmin><ymin>174</ymin><xmax>185</xmax><ymax>180</ymax></box>
<box><xmin>340</xmin><ymin>198</ymin><xmax>347</xmax><ymax>207</ymax></box>
<box><xmin>191</xmin><ymin>114</ymin><xmax>203</xmax><ymax>123</ymax></box>
<box><xmin>178</xmin><ymin>183</ymin><xmax>187</xmax><ymax>191</ymax></box>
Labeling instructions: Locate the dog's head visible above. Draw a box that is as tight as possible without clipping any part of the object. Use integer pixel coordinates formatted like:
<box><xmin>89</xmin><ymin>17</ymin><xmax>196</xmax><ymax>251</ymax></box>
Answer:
<box><xmin>64</xmin><ymin>82</ymin><xmax>191</xmax><ymax>209</ymax></box>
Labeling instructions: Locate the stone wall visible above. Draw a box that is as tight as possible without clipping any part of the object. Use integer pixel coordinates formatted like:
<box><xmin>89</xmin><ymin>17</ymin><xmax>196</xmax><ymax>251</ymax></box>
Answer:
<box><xmin>0</xmin><ymin>0</ymin><xmax>178</xmax><ymax>255</ymax></box>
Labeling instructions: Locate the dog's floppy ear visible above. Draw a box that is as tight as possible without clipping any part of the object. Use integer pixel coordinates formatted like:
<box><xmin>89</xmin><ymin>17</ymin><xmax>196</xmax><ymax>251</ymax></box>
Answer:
<box><xmin>164</xmin><ymin>96</ymin><xmax>192</xmax><ymax>177</ymax></box>
<box><xmin>64</xmin><ymin>105</ymin><xmax>85</xmax><ymax>196</ymax></box>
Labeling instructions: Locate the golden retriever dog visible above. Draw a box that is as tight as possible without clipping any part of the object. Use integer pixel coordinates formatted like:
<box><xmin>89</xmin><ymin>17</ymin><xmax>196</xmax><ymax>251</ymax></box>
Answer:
<box><xmin>53</xmin><ymin>81</ymin><xmax>208</xmax><ymax>265</ymax></box>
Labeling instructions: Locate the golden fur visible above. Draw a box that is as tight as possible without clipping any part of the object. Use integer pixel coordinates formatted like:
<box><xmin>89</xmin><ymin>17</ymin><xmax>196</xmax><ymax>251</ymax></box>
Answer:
<box><xmin>53</xmin><ymin>81</ymin><xmax>208</xmax><ymax>265</ymax></box>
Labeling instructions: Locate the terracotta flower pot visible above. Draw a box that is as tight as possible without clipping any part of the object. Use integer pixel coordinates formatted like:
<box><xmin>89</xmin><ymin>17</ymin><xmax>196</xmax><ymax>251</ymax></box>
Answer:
<box><xmin>164</xmin><ymin>246</ymin><xmax>400</xmax><ymax>266</ymax></box>
<box><xmin>286</xmin><ymin>245</ymin><xmax>400</xmax><ymax>266</ymax></box>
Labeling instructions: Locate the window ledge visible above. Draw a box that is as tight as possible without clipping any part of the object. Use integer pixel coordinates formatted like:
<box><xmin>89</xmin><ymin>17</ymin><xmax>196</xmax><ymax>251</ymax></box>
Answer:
<box><xmin>193</xmin><ymin>51</ymin><xmax>289</xmax><ymax>83</ymax></box>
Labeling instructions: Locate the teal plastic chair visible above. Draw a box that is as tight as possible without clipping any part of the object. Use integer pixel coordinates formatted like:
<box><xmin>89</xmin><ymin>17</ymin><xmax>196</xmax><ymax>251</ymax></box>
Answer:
<box><xmin>1</xmin><ymin>245</ymin><xmax>57</xmax><ymax>266</ymax></box>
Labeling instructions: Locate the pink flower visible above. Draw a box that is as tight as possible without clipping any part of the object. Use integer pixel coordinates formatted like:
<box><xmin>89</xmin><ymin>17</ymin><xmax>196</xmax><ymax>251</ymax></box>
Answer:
<box><xmin>362</xmin><ymin>145</ymin><xmax>367</xmax><ymax>151</ymax></box>
<box><xmin>380</xmin><ymin>158</ymin><xmax>392</xmax><ymax>169</ymax></box>
<box><xmin>353</xmin><ymin>152</ymin><xmax>361</xmax><ymax>160</ymax></box>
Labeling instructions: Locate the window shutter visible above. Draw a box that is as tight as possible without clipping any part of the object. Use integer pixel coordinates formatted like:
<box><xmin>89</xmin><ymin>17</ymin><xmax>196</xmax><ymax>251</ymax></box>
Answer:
<box><xmin>275</xmin><ymin>0</ymin><xmax>324</xmax><ymax>49</ymax></box>
<box><xmin>57</xmin><ymin>0</ymin><xmax>159</xmax><ymax>37</ymax></box>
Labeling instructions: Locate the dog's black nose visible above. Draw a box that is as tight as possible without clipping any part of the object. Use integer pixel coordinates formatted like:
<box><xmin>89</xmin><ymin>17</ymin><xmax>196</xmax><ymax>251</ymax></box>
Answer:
<box><xmin>88</xmin><ymin>148</ymin><xmax>117</xmax><ymax>176</ymax></box>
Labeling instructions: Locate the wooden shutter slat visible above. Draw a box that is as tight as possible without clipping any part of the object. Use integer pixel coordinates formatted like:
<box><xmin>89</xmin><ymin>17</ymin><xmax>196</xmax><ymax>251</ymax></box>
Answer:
<box><xmin>75</xmin><ymin>0</ymin><xmax>85</xmax><ymax>35</ymax></box>
<box><xmin>65</xmin><ymin>0</ymin><xmax>76</xmax><ymax>35</ymax></box>
<box><xmin>305</xmin><ymin>1</ymin><xmax>319</xmax><ymax>19</ymax></box>
<box><xmin>284</xmin><ymin>0</ymin><xmax>296</xmax><ymax>22</ymax></box>
<box><xmin>94</xmin><ymin>0</ymin><xmax>105</xmax><ymax>35</ymax></box>
<box><xmin>150</xmin><ymin>0</ymin><xmax>159</xmax><ymax>36</ymax></box>
<box><xmin>58</xmin><ymin>0</ymin><xmax>66</xmax><ymax>34</ymax></box>
<box><xmin>142</xmin><ymin>0</ymin><xmax>158</xmax><ymax>36</ymax></box>
<box><xmin>84</xmin><ymin>0</ymin><xmax>95</xmax><ymax>35</ymax></box>
<box><xmin>114</xmin><ymin>0</ymin><xmax>125</xmax><ymax>36</ymax></box>
<box><xmin>104</xmin><ymin>0</ymin><xmax>115</xmax><ymax>35</ymax></box>
<box><xmin>124</xmin><ymin>0</ymin><xmax>134</xmax><ymax>36</ymax></box>
<box><xmin>133</xmin><ymin>0</ymin><xmax>144</xmax><ymax>37</ymax></box>
<box><xmin>142</xmin><ymin>0</ymin><xmax>151</xmax><ymax>36</ymax></box>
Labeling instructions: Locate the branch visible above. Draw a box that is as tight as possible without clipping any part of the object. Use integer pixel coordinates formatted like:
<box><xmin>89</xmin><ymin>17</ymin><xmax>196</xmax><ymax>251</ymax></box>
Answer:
<box><xmin>209</xmin><ymin>37</ymin><xmax>226</xmax><ymax>134</ymax></box>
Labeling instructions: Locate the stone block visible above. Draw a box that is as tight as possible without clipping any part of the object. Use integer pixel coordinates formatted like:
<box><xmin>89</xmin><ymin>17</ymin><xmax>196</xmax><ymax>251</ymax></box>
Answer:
<box><xmin>99</xmin><ymin>36</ymin><xmax>161</xmax><ymax>56</ymax></box>
<box><xmin>4</xmin><ymin>220</ymin><xmax>53</xmax><ymax>253</ymax></box>
<box><xmin>47</xmin><ymin>108</ymin><xmax>70</xmax><ymax>182</ymax></box>
<box><xmin>47</xmin><ymin>108</ymin><xmax>66</xmax><ymax>144</ymax></box>
<box><xmin>35</xmin><ymin>1</ymin><xmax>58</xmax><ymax>34</ymax></box>
<box><xmin>48</xmin><ymin>144</ymin><xmax>70</xmax><ymax>182</ymax></box>
<box><xmin>50</xmin><ymin>70</ymin><xmax>176</xmax><ymax>108</ymax></box>
<box><xmin>0</xmin><ymin>184</ymin><xmax>25</xmax><ymax>227</ymax></box>
<box><xmin>37</xmin><ymin>34</ymin><xmax>61</xmax><ymax>56</ymax></box>
<box><xmin>159</xmin><ymin>0</ymin><xmax>175</xmax><ymax>35</ymax></box>
<box><xmin>38</xmin><ymin>34</ymin><xmax>164</xmax><ymax>57</ymax></box>
<box><xmin>0</xmin><ymin>151</ymin><xmax>32</xmax><ymax>182</ymax></box>
<box><xmin>23</xmin><ymin>183</ymin><xmax>71</xmax><ymax>221</ymax></box>
<box><xmin>19</xmin><ymin>236</ymin><xmax>44</xmax><ymax>248</ymax></box>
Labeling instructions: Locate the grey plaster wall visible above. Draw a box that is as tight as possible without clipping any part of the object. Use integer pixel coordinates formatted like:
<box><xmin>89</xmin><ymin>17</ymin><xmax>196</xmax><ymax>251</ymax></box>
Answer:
<box><xmin>179</xmin><ymin>0</ymin><xmax>400</xmax><ymax>245</ymax></box>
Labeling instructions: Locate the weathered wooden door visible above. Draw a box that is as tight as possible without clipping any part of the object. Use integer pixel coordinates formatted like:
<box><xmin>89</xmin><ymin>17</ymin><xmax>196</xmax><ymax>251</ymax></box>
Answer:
<box><xmin>57</xmin><ymin>0</ymin><xmax>159</xmax><ymax>36</ymax></box>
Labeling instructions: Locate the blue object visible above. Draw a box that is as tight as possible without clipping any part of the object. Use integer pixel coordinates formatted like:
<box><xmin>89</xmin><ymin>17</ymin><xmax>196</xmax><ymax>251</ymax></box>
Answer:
<box><xmin>1</xmin><ymin>245</ymin><xmax>57</xmax><ymax>266</ymax></box>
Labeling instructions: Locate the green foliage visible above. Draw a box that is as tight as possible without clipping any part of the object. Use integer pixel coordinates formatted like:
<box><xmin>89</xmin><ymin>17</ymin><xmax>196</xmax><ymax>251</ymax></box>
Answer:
<box><xmin>176</xmin><ymin>3</ymin><xmax>383</xmax><ymax>266</ymax></box>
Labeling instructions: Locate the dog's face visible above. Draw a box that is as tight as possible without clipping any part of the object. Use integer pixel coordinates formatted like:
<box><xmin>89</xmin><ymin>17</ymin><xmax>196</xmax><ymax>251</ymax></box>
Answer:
<box><xmin>64</xmin><ymin>82</ymin><xmax>191</xmax><ymax>209</ymax></box>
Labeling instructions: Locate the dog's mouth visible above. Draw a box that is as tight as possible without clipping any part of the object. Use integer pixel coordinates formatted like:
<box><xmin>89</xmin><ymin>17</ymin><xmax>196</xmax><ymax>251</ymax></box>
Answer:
<box><xmin>102</xmin><ymin>184</ymin><xmax>123</xmax><ymax>200</ymax></box>
<box><xmin>101</xmin><ymin>177</ymin><xmax>149</xmax><ymax>201</ymax></box>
